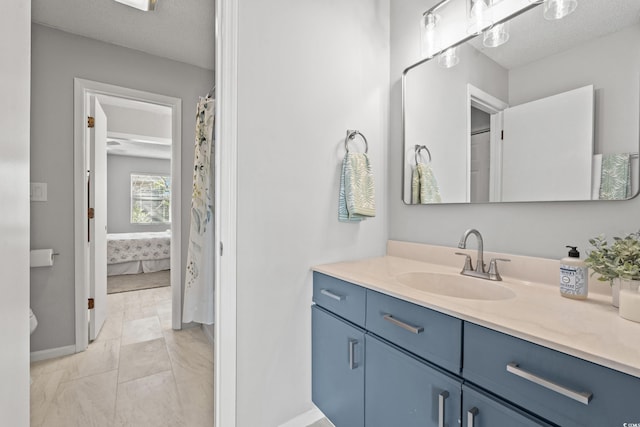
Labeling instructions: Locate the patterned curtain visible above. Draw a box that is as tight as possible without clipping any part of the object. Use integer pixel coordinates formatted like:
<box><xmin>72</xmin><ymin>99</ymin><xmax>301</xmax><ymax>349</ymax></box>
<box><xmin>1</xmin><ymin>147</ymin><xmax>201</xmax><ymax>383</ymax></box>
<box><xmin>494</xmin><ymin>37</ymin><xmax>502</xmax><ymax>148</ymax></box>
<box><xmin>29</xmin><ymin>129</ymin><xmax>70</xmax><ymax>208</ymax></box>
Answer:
<box><xmin>183</xmin><ymin>96</ymin><xmax>215</xmax><ymax>324</ymax></box>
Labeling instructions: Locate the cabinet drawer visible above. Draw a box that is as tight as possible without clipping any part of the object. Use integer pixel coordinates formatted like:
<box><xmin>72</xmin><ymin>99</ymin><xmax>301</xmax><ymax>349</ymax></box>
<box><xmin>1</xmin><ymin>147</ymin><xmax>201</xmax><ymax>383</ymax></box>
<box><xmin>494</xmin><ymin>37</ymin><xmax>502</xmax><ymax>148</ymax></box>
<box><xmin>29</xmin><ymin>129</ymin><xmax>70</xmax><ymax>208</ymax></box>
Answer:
<box><xmin>313</xmin><ymin>272</ymin><xmax>366</xmax><ymax>327</ymax></box>
<box><xmin>462</xmin><ymin>384</ymin><xmax>552</xmax><ymax>427</ymax></box>
<box><xmin>464</xmin><ymin>322</ymin><xmax>640</xmax><ymax>427</ymax></box>
<box><xmin>366</xmin><ymin>290</ymin><xmax>462</xmax><ymax>373</ymax></box>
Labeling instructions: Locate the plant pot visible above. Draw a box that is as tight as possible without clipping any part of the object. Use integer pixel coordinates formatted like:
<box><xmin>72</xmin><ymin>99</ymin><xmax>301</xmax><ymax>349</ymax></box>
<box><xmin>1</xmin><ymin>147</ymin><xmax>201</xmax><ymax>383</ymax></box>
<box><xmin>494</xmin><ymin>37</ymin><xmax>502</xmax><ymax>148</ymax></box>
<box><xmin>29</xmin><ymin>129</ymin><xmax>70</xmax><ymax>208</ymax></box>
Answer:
<box><xmin>619</xmin><ymin>279</ymin><xmax>640</xmax><ymax>322</ymax></box>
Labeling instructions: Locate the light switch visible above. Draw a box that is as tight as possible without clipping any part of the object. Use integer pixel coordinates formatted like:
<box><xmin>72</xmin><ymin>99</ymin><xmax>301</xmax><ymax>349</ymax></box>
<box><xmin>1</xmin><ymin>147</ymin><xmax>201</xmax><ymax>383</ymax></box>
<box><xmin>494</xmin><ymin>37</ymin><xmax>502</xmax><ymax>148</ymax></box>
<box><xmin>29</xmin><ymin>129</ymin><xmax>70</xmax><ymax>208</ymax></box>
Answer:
<box><xmin>30</xmin><ymin>183</ymin><xmax>48</xmax><ymax>202</ymax></box>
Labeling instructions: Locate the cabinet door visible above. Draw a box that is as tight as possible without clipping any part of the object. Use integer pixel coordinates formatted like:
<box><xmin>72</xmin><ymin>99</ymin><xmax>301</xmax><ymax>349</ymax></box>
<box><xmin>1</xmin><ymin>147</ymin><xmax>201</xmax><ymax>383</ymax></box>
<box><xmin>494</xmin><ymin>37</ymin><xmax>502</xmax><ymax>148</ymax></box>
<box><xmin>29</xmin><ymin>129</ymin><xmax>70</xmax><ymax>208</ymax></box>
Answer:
<box><xmin>312</xmin><ymin>306</ymin><xmax>365</xmax><ymax>427</ymax></box>
<box><xmin>462</xmin><ymin>384</ymin><xmax>552</xmax><ymax>427</ymax></box>
<box><xmin>365</xmin><ymin>334</ymin><xmax>461</xmax><ymax>427</ymax></box>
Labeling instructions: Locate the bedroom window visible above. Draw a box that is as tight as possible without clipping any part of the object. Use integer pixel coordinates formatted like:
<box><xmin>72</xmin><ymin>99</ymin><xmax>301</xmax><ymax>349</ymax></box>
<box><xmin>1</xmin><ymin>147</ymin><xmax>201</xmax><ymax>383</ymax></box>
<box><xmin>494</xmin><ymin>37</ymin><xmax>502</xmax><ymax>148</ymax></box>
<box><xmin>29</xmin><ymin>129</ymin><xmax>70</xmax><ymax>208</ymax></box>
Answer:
<box><xmin>130</xmin><ymin>174</ymin><xmax>171</xmax><ymax>224</ymax></box>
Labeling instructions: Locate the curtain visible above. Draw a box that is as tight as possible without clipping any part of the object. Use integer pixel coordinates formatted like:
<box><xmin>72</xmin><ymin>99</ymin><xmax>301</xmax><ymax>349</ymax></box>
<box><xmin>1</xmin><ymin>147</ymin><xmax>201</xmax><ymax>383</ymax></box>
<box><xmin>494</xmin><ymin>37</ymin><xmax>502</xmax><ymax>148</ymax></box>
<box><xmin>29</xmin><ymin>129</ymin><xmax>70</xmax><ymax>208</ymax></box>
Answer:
<box><xmin>183</xmin><ymin>96</ymin><xmax>215</xmax><ymax>324</ymax></box>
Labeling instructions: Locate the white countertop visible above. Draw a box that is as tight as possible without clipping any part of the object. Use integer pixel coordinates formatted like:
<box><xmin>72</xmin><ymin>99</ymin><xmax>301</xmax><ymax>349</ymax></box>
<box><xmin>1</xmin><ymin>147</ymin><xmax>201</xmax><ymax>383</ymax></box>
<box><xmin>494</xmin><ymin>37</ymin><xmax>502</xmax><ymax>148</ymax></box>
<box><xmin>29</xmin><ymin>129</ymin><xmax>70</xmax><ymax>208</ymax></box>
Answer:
<box><xmin>313</xmin><ymin>242</ymin><xmax>640</xmax><ymax>379</ymax></box>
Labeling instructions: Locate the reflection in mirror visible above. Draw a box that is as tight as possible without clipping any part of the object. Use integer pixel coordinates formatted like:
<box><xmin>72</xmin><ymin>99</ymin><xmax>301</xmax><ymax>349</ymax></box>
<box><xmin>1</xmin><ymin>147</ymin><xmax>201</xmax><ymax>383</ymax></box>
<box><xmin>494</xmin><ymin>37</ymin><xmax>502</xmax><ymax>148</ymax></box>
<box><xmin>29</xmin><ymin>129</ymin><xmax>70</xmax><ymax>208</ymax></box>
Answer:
<box><xmin>403</xmin><ymin>0</ymin><xmax>640</xmax><ymax>204</ymax></box>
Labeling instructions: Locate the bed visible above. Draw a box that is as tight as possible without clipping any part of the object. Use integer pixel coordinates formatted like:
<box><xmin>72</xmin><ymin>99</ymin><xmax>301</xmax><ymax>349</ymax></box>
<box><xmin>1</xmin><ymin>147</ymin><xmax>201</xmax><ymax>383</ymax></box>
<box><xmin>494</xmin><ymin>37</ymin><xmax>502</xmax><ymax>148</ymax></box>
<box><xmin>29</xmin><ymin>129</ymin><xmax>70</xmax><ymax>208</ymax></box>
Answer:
<box><xmin>107</xmin><ymin>231</ymin><xmax>171</xmax><ymax>276</ymax></box>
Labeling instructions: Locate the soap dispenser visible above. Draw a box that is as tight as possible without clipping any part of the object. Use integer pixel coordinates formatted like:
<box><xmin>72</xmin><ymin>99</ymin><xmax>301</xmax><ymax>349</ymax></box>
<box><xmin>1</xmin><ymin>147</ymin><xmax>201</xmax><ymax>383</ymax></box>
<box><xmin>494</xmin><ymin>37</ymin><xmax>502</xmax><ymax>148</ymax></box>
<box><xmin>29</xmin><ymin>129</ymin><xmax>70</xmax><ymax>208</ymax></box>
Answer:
<box><xmin>560</xmin><ymin>245</ymin><xmax>588</xmax><ymax>300</ymax></box>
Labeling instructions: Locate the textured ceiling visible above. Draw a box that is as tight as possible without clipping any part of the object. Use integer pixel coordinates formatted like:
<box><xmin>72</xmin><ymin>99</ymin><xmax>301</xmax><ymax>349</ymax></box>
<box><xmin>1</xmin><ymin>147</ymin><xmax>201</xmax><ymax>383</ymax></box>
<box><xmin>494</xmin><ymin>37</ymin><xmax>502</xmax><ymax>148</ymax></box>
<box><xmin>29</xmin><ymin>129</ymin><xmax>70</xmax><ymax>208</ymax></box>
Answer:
<box><xmin>469</xmin><ymin>0</ymin><xmax>640</xmax><ymax>69</ymax></box>
<box><xmin>32</xmin><ymin>0</ymin><xmax>215</xmax><ymax>70</ymax></box>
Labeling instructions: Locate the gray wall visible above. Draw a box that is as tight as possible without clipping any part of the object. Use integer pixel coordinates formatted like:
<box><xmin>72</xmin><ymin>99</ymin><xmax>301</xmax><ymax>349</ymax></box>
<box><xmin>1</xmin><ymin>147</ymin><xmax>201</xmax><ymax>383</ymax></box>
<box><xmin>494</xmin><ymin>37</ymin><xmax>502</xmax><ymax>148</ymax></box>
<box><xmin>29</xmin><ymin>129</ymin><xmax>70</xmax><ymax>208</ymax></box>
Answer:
<box><xmin>107</xmin><ymin>155</ymin><xmax>171</xmax><ymax>233</ymax></box>
<box><xmin>390</xmin><ymin>1</ymin><xmax>640</xmax><ymax>263</ymax></box>
<box><xmin>30</xmin><ymin>24</ymin><xmax>212</xmax><ymax>352</ymax></box>
<box><xmin>235</xmin><ymin>0</ymin><xmax>389</xmax><ymax>425</ymax></box>
<box><xmin>508</xmin><ymin>24</ymin><xmax>640</xmax><ymax>155</ymax></box>
<box><xmin>1</xmin><ymin>1</ymin><xmax>31</xmax><ymax>423</ymax></box>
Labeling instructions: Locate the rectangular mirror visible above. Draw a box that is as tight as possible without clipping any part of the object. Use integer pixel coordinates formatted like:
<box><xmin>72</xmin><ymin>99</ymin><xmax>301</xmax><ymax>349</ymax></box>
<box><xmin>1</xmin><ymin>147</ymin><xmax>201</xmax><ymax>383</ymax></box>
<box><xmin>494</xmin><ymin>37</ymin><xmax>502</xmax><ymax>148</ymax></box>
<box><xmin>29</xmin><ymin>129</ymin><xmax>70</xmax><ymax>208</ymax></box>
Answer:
<box><xmin>403</xmin><ymin>0</ymin><xmax>640</xmax><ymax>204</ymax></box>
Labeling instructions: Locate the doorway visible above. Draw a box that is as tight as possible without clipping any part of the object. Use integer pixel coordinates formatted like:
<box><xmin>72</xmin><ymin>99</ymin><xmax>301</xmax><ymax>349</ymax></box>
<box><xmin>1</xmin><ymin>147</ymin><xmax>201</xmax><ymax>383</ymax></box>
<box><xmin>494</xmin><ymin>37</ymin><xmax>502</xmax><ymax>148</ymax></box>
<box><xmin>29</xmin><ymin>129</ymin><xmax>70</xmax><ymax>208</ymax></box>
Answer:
<box><xmin>467</xmin><ymin>84</ymin><xmax>509</xmax><ymax>202</ymax></box>
<box><xmin>73</xmin><ymin>79</ymin><xmax>183</xmax><ymax>351</ymax></box>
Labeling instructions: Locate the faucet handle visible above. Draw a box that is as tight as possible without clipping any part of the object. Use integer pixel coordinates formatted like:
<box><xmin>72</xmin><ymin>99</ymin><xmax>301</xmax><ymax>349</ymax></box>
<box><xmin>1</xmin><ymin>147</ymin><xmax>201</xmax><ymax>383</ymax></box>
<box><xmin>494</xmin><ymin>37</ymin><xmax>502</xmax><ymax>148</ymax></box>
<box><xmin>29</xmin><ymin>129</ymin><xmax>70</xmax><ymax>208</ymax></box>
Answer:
<box><xmin>455</xmin><ymin>252</ymin><xmax>473</xmax><ymax>272</ymax></box>
<box><xmin>488</xmin><ymin>258</ymin><xmax>510</xmax><ymax>281</ymax></box>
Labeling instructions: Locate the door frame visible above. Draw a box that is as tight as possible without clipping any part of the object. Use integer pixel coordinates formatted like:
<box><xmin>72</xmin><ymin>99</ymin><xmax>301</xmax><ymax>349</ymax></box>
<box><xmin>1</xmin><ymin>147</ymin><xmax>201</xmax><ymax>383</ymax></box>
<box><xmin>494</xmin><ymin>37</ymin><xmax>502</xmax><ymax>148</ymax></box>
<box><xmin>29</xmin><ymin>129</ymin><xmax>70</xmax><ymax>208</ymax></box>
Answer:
<box><xmin>215</xmin><ymin>0</ymin><xmax>238</xmax><ymax>424</ymax></box>
<box><xmin>467</xmin><ymin>84</ymin><xmax>509</xmax><ymax>202</ymax></box>
<box><xmin>73</xmin><ymin>78</ymin><xmax>182</xmax><ymax>352</ymax></box>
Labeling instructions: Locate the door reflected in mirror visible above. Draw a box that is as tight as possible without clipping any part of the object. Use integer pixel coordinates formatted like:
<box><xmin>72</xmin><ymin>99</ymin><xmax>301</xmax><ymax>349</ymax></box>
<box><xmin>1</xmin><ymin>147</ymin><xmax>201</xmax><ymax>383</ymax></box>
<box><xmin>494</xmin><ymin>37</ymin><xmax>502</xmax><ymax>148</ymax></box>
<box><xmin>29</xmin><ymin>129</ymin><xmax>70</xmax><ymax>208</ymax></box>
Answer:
<box><xmin>403</xmin><ymin>0</ymin><xmax>640</xmax><ymax>204</ymax></box>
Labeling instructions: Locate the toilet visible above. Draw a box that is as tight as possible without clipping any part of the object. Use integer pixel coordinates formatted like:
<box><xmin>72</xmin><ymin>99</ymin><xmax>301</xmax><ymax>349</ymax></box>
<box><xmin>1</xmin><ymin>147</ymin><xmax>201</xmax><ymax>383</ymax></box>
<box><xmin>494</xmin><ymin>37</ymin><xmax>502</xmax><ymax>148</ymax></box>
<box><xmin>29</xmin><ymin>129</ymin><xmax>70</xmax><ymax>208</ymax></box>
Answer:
<box><xmin>30</xmin><ymin>308</ymin><xmax>38</xmax><ymax>335</ymax></box>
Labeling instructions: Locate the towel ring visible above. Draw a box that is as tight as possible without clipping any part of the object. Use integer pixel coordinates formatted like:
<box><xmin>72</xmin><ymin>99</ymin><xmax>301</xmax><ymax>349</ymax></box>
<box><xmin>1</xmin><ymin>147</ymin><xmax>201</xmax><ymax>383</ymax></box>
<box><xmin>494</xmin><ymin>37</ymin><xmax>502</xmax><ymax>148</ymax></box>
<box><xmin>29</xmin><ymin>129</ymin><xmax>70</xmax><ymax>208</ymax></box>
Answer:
<box><xmin>415</xmin><ymin>145</ymin><xmax>432</xmax><ymax>164</ymax></box>
<box><xmin>345</xmin><ymin>130</ymin><xmax>368</xmax><ymax>154</ymax></box>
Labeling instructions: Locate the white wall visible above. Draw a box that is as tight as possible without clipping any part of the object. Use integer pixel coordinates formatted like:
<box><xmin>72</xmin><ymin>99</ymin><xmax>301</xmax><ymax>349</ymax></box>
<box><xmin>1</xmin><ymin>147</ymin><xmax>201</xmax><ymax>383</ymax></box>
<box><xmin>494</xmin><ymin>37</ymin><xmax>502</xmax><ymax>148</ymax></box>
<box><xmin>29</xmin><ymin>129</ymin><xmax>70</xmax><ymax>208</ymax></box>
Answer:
<box><xmin>107</xmin><ymin>155</ymin><xmax>171</xmax><ymax>233</ymax></box>
<box><xmin>390</xmin><ymin>1</ymin><xmax>640</xmax><ymax>262</ymax></box>
<box><xmin>235</xmin><ymin>0</ymin><xmax>389</xmax><ymax>425</ymax></box>
<box><xmin>30</xmin><ymin>24</ymin><xmax>212</xmax><ymax>352</ymax></box>
<box><xmin>0</xmin><ymin>1</ymin><xmax>31</xmax><ymax>424</ymax></box>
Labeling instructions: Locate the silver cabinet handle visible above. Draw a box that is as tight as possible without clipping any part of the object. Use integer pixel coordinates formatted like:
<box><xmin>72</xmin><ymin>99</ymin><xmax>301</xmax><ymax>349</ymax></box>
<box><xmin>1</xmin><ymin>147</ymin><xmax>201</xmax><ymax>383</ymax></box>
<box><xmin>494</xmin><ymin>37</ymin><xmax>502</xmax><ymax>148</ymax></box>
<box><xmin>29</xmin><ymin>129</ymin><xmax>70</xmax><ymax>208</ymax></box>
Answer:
<box><xmin>382</xmin><ymin>314</ymin><xmax>424</xmax><ymax>334</ymax></box>
<box><xmin>320</xmin><ymin>289</ymin><xmax>345</xmax><ymax>301</ymax></box>
<box><xmin>348</xmin><ymin>339</ymin><xmax>358</xmax><ymax>370</ymax></box>
<box><xmin>438</xmin><ymin>391</ymin><xmax>449</xmax><ymax>427</ymax></box>
<box><xmin>467</xmin><ymin>407</ymin><xmax>479</xmax><ymax>427</ymax></box>
<box><xmin>506</xmin><ymin>362</ymin><xmax>592</xmax><ymax>405</ymax></box>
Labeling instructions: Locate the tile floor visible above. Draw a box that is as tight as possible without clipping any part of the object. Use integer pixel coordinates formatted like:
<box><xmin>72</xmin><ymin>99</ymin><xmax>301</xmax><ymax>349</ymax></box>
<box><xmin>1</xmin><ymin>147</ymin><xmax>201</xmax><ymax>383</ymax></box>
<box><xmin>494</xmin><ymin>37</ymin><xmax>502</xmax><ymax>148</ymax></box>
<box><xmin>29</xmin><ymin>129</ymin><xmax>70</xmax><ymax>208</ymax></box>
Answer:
<box><xmin>307</xmin><ymin>418</ymin><xmax>334</xmax><ymax>427</ymax></box>
<box><xmin>30</xmin><ymin>286</ymin><xmax>214</xmax><ymax>427</ymax></box>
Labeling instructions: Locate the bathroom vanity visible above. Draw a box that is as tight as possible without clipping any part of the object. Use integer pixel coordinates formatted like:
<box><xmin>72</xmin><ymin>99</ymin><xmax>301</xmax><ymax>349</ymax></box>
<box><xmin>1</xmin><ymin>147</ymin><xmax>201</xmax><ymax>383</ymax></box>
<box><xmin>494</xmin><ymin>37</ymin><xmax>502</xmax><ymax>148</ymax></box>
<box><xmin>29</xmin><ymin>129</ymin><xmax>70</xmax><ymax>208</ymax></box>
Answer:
<box><xmin>311</xmin><ymin>241</ymin><xmax>640</xmax><ymax>427</ymax></box>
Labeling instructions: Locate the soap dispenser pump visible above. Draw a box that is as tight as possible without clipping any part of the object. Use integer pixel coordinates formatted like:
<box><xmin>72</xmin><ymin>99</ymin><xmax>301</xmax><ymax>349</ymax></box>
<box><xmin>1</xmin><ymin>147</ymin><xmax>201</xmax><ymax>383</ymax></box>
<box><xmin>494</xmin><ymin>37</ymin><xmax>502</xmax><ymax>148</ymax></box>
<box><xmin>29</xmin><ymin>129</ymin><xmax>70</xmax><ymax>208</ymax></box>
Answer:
<box><xmin>560</xmin><ymin>245</ymin><xmax>588</xmax><ymax>300</ymax></box>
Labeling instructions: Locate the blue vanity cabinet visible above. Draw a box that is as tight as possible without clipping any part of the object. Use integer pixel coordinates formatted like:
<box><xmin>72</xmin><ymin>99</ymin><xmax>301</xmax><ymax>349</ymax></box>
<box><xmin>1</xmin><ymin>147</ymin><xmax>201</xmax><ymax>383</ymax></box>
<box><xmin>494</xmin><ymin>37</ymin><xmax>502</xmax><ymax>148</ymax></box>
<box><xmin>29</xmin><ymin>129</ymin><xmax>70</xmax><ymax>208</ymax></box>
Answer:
<box><xmin>312</xmin><ymin>305</ymin><xmax>365</xmax><ymax>427</ymax></box>
<box><xmin>312</xmin><ymin>271</ymin><xmax>640</xmax><ymax>427</ymax></box>
<box><xmin>365</xmin><ymin>334</ymin><xmax>462</xmax><ymax>427</ymax></box>
<box><xmin>461</xmin><ymin>384</ymin><xmax>553</xmax><ymax>427</ymax></box>
<box><xmin>464</xmin><ymin>322</ymin><xmax>640</xmax><ymax>427</ymax></box>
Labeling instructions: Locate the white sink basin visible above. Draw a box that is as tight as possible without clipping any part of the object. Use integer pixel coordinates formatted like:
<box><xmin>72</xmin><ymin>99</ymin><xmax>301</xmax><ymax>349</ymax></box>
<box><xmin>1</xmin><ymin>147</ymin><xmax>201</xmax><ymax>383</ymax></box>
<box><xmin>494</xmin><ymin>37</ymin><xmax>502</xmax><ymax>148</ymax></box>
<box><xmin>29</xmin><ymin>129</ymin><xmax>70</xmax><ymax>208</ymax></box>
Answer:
<box><xmin>396</xmin><ymin>271</ymin><xmax>516</xmax><ymax>301</ymax></box>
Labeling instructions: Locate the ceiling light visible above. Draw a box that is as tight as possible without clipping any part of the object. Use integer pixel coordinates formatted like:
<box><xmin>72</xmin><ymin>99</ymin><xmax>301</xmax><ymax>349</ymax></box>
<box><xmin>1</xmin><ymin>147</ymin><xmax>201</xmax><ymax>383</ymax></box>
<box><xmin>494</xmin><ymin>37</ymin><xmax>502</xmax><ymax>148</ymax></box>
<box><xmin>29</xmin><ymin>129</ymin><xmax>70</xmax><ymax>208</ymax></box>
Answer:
<box><xmin>420</xmin><ymin>12</ymin><xmax>440</xmax><ymax>58</ymax></box>
<box><xmin>543</xmin><ymin>0</ymin><xmax>577</xmax><ymax>20</ymax></box>
<box><xmin>483</xmin><ymin>22</ymin><xmax>509</xmax><ymax>48</ymax></box>
<box><xmin>438</xmin><ymin>47</ymin><xmax>460</xmax><ymax>68</ymax></box>
<box><xmin>467</xmin><ymin>0</ymin><xmax>493</xmax><ymax>35</ymax></box>
<box><xmin>113</xmin><ymin>0</ymin><xmax>157</xmax><ymax>12</ymax></box>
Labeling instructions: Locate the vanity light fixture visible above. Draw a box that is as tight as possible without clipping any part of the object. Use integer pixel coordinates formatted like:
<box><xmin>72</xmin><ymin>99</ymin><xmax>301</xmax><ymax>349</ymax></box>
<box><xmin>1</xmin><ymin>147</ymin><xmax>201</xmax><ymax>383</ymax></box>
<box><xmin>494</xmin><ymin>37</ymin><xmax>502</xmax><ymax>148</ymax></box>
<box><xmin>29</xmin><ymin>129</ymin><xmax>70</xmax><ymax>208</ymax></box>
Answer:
<box><xmin>543</xmin><ymin>0</ymin><xmax>577</xmax><ymax>20</ymax></box>
<box><xmin>466</xmin><ymin>0</ymin><xmax>493</xmax><ymax>35</ymax></box>
<box><xmin>420</xmin><ymin>12</ymin><xmax>440</xmax><ymax>58</ymax></box>
<box><xmin>113</xmin><ymin>0</ymin><xmax>157</xmax><ymax>11</ymax></box>
<box><xmin>483</xmin><ymin>21</ymin><xmax>509</xmax><ymax>47</ymax></box>
<box><xmin>438</xmin><ymin>46</ymin><xmax>460</xmax><ymax>68</ymax></box>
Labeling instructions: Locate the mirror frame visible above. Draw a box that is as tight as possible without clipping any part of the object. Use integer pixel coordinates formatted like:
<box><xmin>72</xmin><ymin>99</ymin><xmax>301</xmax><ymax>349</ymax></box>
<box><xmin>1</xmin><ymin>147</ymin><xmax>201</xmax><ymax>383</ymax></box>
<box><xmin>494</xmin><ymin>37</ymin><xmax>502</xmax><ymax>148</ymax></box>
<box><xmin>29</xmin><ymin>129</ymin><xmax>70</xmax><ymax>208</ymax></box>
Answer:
<box><xmin>401</xmin><ymin>0</ymin><xmax>639</xmax><ymax>205</ymax></box>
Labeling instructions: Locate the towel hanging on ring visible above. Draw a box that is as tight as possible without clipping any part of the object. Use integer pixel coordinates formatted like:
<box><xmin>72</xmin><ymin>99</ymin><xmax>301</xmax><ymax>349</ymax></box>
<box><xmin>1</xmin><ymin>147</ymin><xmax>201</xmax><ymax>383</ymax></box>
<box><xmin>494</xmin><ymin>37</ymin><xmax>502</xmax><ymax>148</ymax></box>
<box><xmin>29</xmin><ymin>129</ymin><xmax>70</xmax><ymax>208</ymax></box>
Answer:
<box><xmin>339</xmin><ymin>130</ymin><xmax>376</xmax><ymax>222</ymax></box>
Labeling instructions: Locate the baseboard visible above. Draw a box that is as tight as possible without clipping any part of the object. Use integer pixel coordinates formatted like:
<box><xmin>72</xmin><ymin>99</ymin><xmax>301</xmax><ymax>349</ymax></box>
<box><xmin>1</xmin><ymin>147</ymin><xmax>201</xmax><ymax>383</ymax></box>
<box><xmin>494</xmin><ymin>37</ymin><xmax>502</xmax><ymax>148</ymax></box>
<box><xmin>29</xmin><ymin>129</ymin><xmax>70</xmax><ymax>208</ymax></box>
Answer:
<box><xmin>202</xmin><ymin>323</ymin><xmax>214</xmax><ymax>345</ymax></box>
<box><xmin>278</xmin><ymin>406</ymin><xmax>328</xmax><ymax>427</ymax></box>
<box><xmin>30</xmin><ymin>344</ymin><xmax>76</xmax><ymax>362</ymax></box>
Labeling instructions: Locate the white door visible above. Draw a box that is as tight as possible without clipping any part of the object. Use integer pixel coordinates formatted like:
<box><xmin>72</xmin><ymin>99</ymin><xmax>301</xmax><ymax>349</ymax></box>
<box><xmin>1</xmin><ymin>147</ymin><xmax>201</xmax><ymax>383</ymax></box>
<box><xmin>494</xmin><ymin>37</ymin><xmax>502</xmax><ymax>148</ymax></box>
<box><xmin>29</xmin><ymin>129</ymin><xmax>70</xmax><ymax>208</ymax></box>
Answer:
<box><xmin>501</xmin><ymin>85</ymin><xmax>594</xmax><ymax>202</ymax></box>
<box><xmin>470</xmin><ymin>131</ymin><xmax>491</xmax><ymax>203</ymax></box>
<box><xmin>89</xmin><ymin>95</ymin><xmax>108</xmax><ymax>341</ymax></box>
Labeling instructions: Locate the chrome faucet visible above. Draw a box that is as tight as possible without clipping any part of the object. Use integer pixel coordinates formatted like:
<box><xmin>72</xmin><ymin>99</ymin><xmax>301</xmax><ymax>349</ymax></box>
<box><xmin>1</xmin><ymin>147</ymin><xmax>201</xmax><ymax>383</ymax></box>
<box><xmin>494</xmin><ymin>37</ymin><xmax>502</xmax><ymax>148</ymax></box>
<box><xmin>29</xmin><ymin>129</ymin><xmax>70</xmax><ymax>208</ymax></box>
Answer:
<box><xmin>455</xmin><ymin>228</ymin><xmax>510</xmax><ymax>281</ymax></box>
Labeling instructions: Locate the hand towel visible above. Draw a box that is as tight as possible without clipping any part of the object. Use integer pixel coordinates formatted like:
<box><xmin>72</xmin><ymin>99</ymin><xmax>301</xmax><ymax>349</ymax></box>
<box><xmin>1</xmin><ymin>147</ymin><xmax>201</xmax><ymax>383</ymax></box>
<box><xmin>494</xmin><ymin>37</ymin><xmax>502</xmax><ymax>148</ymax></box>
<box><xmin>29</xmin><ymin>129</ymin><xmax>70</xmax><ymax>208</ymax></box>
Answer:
<box><xmin>339</xmin><ymin>152</ymin><xmax>375</xmax><ymax>222</ymax></box>
<box><xmin>591</xmin><ymin>154</ymin><xmax>602</xmax><ymax>200</ymax></box>
<box><xmin>600</xmin><ymin>153</ymin><xmax>631</xmax><ymax>200</ymax></box>
<box><xmin>411</xmin><ymin>162</ymin><xmax>441</xmax><ymax>204</ymax></box>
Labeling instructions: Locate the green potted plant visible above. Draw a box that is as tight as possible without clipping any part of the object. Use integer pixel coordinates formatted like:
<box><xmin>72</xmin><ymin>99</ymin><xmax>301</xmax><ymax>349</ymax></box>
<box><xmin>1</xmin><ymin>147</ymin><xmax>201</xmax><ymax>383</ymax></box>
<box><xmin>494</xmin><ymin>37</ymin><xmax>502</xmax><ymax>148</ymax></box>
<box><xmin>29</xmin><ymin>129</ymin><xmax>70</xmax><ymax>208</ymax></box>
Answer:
<box><xmin>585</xmin><ymin>231</ymin><xmax>640</xmax><ymax>307</ymax></box>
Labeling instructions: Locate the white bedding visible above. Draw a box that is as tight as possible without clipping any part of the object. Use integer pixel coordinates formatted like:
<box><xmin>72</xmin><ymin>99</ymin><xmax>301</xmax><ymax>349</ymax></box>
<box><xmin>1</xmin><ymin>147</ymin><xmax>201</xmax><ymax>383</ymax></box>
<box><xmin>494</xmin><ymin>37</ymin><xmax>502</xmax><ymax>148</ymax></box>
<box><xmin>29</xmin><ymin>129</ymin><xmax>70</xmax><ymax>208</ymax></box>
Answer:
<box><xmin>107</xmin><ymin>231</ymin><xmax>171</xmax><ymax>276</ymax></box>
